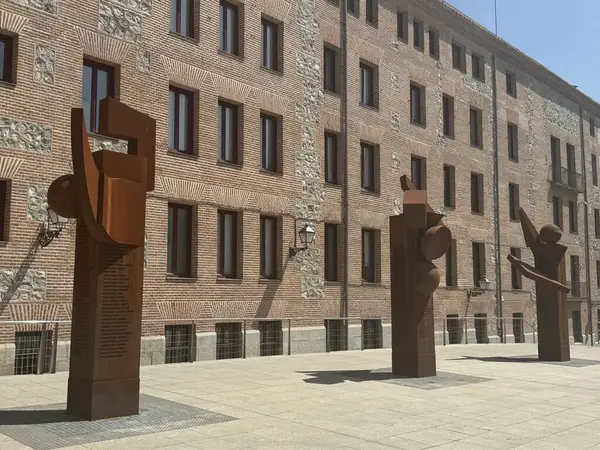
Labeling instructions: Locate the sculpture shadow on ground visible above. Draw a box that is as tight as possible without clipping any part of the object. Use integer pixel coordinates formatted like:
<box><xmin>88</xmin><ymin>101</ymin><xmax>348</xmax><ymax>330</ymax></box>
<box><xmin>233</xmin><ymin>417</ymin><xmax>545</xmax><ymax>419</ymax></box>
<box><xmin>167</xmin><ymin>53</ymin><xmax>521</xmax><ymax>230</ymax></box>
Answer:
<box><xmin>0</xmin><ymin>408</ymin><xmax>82</xmax><ymax>425</ymax></box>
<box><xmin>298</xmin><ymin>369</ymin><xmax>399</xmax><ymax>385</ymax></box>
<box><xmin>451</xmin><ymin>355</ymin><xmax>600</xmax><ymax>367</ymax></box>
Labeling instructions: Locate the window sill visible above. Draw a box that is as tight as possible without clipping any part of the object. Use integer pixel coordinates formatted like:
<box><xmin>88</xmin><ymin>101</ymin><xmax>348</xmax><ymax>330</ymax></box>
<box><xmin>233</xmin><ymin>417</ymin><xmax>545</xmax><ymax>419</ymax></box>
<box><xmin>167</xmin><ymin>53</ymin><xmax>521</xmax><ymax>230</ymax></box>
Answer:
<box><xmin>453</xmin><ymin>66</ymin><xmax>467</xmax><ymax>73</ymax></box>
<box><xmin>348</xmin><ymin>11</ymin><xmax>359</xmax><ymax>18</ymax></box>
<box><xmin>472</xmin><ymin>76</ymin><xmax>486</xmax><ymax>83</ymax></box>
<box><xmin>414</xmin><ymin>45</ymin><xmax>424</xmax><ymax>53</ymax></box>
<box><xmin>217</xmin><ymin>159</ymin><xmax>243</xmax><ymax>170</ymax></box>
<box><xmin>511</xmin><ymin>288</ymin><xmax>524</xmax><ymax>293</ymax></box>
<box><xmin>361</xmin><ymin>188</ymin><xmax>380</xmax><ymax>197</ymax></box>
<box><xmin>0</xmin><ymin>80</ymin><xmax>16</xmax><ymax>90</ymax></box>
<box><xmin>444</xmin><ymin>286</ymin><xmax>459</xmax><ymax>290</ymax></box>
<box><xmin>471</xmin><ymin>211</ymin><xmax>484</xmax><ymax>216</ymax></box>
<box><xmin>325</xmin><ymin>280</ymin><xmax>342</xmax><ymax>285</ymax></box>
<box><xmin>366</xmin><ymin>20</ymin><xmax>378</xmax><ymax>28</ymax></box>
<box><xmin>508</xmin><ymin>157</ymin><xmax>519</xmax><ymax>163</ymax></box>
<box><xmin>325</xmin><ymin>181</ymin><xmax>342</xmax><ymax>188</ymax></box>
<box><xmin>396</xmin><ymin>37</ymin><xmax>408</xmax><ymax>45</ymax></box>
<box><xmin>217</xmin><ymin>277</ymin><xmax>243</xmax><ymax>284</ymax></box>
<box><xmin>443</xmin><ymin>205</ymin><xmax>456</xmax><ymax>211</ymax></box>
<box><xmin>471</xmin><ymin>144</ymin><xmax>483</xmax><ymax>150</ymax></box>
<box><xmin>442</xmin><ymin>133</ymin><xmax>455</xmax><ymax>140</ymax></box>
<box><xmin>218</xmin><ymin>50</ymin><xmax>244</xmax><ymax>62</ymax></box>
<box><xmin>166</xmin><ymin>275</ymin><xmax>197</xmax><ymax>283</ymax></box>
<box><xmin>361</xmin><ymin>281</ymin><xmax>381</xmax><ymax>287</ymax></box>
<box><xmin>169</xmin><ymin>31</ymin><xmax>198</xmax><ymax>44</ymax></box>
<box><xmin>569</xmin><ymin>231</ymin><xmax>579</xmax><ymax>235</ymax></box>
<box><xmin>167</xmin><ymin>148</ymin><xmax>198</xmax><ymax>159</ymax></box>
<box><xmin>0</xmin><ymin>241</ymin><xmax>8</xmax><ymax>248</ymax></box>
<box><xmin>324</xmin><ymin>89</ymin><xmax>341</xmax><ymax>98</ymax></box>
<box><xmin>259</xmin><ymin>168</ymin><xmax>283</xmax><ymax>177</ymax></box>
<box><xmin>429</xmin><ymin>53</ymin><xmax>440</xmax><ymax>60</ymax></box>
<box><xmin>411</xmin><ymin>120</ymin><xmax>427</xmax><ymax>129</ymax></box>
<box><xmin>258</xmin><ymin>277</ymin><xmax>281</xmax><ymax>283</ymax></box>
<box><xmin>507</xmin><ymin>92</ymin><xmax>517</xmax><ymax>99</ymax></box>
<box><xmin>360</xmin><ymin>102</ymin><xmax>379</xmax><ymax>111</ymax></box>
<box><xmin>259</xmin><ymin>65</ymin><xmax>283</xmax><ymax>77</ymax></box>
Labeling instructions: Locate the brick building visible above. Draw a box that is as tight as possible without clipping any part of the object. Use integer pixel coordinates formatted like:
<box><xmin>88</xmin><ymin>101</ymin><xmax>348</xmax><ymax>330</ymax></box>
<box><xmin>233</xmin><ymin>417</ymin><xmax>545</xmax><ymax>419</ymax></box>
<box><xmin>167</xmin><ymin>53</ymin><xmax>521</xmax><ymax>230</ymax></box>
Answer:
<box><xmin>0</xmin><ymin>0</ymin><xmax>598</xmax><ymax>373</ymax></box>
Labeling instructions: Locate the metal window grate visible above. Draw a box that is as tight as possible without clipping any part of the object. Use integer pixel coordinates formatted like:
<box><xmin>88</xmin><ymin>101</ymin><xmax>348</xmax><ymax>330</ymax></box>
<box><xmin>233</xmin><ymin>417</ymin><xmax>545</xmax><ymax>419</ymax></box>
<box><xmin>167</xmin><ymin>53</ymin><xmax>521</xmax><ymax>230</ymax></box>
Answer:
<box><xmin>216</xmin><ymin>323</ymin><xmax>243</xmax><ymax>360</ymax></box>
<box><xmin>446</xmin><ymin>315</ymin><xmax>462</xmax><ymax>345</ymax></box>
<box><xmin>165</xmin><ymin>324</ymin><xmax>193</xmax><ymax>364</ymax></box>
<box><xmin>259</xmin><ymin>320</ymin><xmax>283</xmax><ymax>356</ymax></box>
<box><xmin>14</xmin><ymin>331</ymin><xmax>52</xmax><ymax>375</ymax></box>
<box><xmin>325</xmin><ymin>319</ymin><xmax>347</xmax><ymax>352</ymax></box>
<box><xmin>362</xmin><ymin>319</ymin><xmax>383</xmax><ymax>349</ymax></box>
<box><xmin>513</xmin><ymin>313</ymin><xmax>525</xmax><ymax>343</ymax></box>
<box><xmin>474</xmin><ymin>314</ymin><xmax>488</xmax><ymax>344</ymax></box>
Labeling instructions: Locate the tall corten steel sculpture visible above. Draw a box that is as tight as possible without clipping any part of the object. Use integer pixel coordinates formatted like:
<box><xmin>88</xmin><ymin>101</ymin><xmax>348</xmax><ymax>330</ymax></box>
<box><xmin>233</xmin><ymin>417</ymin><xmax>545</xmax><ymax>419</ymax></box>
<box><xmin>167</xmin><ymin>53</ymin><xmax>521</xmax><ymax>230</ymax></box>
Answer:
<box><xmin>389</xmin><ymin>175</ymin><xmax>452</xmax><ymax>378</ymax></box>
<box><xmin>47</xmin><ymin>98</ymin><xmax>156</xmax><ymax>420</ymax></box>
<box><xmin>507</xmin><ymin>207</ymin><xmax>571</xmax><ymax>362</ymax></box>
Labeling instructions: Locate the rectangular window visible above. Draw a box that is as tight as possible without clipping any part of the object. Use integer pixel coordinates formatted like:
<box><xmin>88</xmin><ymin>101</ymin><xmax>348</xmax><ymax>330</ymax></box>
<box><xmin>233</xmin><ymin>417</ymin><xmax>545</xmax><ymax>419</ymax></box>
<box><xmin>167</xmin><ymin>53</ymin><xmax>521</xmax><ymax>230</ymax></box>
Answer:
<box><xmin>510</xmin><ymin>247</ymin><xmax>522</xmax><ymax>289</ymax></box>
<box><xmin>568</xmin><ymin>200</ymin><xmax>578</xmax><ymax>233</ymax></box>
<box><xmin>169</xmin><ymin>85</ymin><xmax>194</xmax><ymax>154</ymax></box>
<box><xmin>595</xmin><ymin>208</ymin><xmax>600</xmax><ymax>238</ymax></box>
<box><xmin>259</xmin><ymin>320</ymin><xmax>283</xmax><ymax>356</ymax></box>
<box><xmin>472</xmin><ymin>242</ymin><xmax>486</xmax><ymax>287</ymax></box>
<box><xmin>470</xmin><ymin>107</ymin><xmax>482</xmax><ymax>148</ymax></box>
<box><xmin>366</xmin><ymin>0</ymin><xmax>377</xmax><ymax>25</ymax></box>
<box><xmin>413</xmin><ymin>19</ymin><xmax>424</xmax><ymax>50</ymax></box>
<box><xmin>360</xmin><ymin>63</ymin><xmax>375</xmax><ymax>107</ymax></box>
<box><xmin>513</xmin><ymin>313</ymin><xmax>524</xmax><ymax>343</ymax></box>
<box><xmin>218</xmin><ymin>210</ymin><xmax>239</xmax><ymax>279</ymax></box>
<box><xmin>216</xmin><ymin>323</ymin><xmax>243</xmax><ymax>359</ymax></box>
<box><xmin>324</xmin><ymin>46</ymin><xmax>338</xmax><ymax>93</ymax></box>
<box><xmin>260</xmin><ymin>215</ymin><xmax>278</xmax><ymax>279</ymax></box>
<box><xmin>591</xmin><ymin>118</ymin><xmax>596</xmax><ymax>137</ymax></box>
<box><xmin>347</xmin><ymin>0</ymin><xmax>359</xmax><ymax>16</ymax></box>
<box><xmin>325</xmin><ymin>319</ymin><xmax>348</xmax><ymax>352</ymax></box>
<box><xmin>447</xmin><ymin>314</ymin><xmax>461</xmax><ymax>344</ymax></box>
<box><xmin>506</xmin><ymin>70</ymin><xmax>517</xmax><ymax>97</ymax></box>
<box><xmin>362</xmin><ymin>228</ymin><xmax>377</xmax><ymax>283</ymax></box>
<box><xmin>0</xmin><ymin>34</ymin><xmax>14</xmax><ymax>83</ymax></box>
<box><xmin>553</xmin><ymin>196</ymin><xmax>563</xmax><ymax>229</ymax></box>
<box><xmin>411</xmin><ymin>156</ymin><xmax>426</xmax><ymax>190</ymax></box>
<box><xmin>508</xmin><ymin>122</ymin><xmax>518</xmax><ymax>161</ymax></box>
<box><xmin>14</xmin><ymin>331</ymin><xmax>53</xmax><ymax>375</ymax></box>
<box><xmin>396</xmin><ymin>11</ymin><xmax>407</xmax><ymax>41</ymax></box>
<box><xmin>428</xmin><ymin>28</ymin><xmax>439</xmax><ymax>58</ymax></box>
<box><xmin>171</xmin><ymin>0</ymin><xmax>194</xmax><ymax>37</ymax></box>
<box><xmin>571</xmin><ymin>255</ymin><xmax>581</xmax><ymax>297</ymax></box>
<box><xmin>474</xmin><ymin>313</ymin><xmax>488</xmax><ymax>344</ymax></box>
<box><xmin>167</xmin><ymin>203</ymin><xmax>192</xmax><ymax>277</ymax></box>
<box><xmin>362</xmin><ymin>319</ymin><xmax>383</xmax><ymax>349</ymax></box>
<box><xmin>592</xmin><ymin>154</ymin><xmax>598</xmax><ymax>186</ymax></box>
<box><xmin>442</xmin><ymin>94</ymin><xmax>454</xmax><ymax>137</ymax></box>
<box><xmin>261</xmin><ymin>18</ymin><xmax>279</xmax><ymax>71</ymax></box>
<box><xmin>165</xmin><ymin>324</ymin><xmax>193</xmax><ymax>364</ymax></box>
<box><xmin>218</xmin><ymin>100</ymin><xmax>240</xmax><ymax>164</ymax></box>
<box><xmin>446</xmin><ymin>239</ymin><xmax>457</xmax><ymax>287</ymax></box>
<box><xmin>82</xmin><ymin>60</ymin><xmax>115</xmax><ymax>134</ymax></box>
<box><xmin>471</xmin><ymin>53</ymin><xmax>484</xmax><ymax>81</ymax></box>
<box><xmin>567</xmin><ymin>144</ymin><xmax>576</xmax><ymax>172</ymax></box>
<box><xmin>509</xmin><ymin>183</ymin><xmax>519</xmax><ymax>221</ymax></box>
<box><xmin>410</xmin><ymin>82</ymin><xmax>425</xmax><ymax>125</ymax></box>
<box><xmin>0</xmin><ymin>180</ymin><xmax>7</xmax><ymax>241</ymax></box>
<box><xmin>325</xmin><ymin>223</ymin><xmax>339</xmax><ymax>282</ymax></box>
<box><xmin>471</xmin><ymin>173</ymin><xmax>484</xmax><ymax>214</ymax></box>
<box><xmin>452</xmin><ymin>42</ymin><xmax>465</xmax><ymax>71</ymax></box>
<box><xmin>325</xmin><ymin>132</ymin><xmax>338</xmax><ymax>184</ymax></box>
<box><xmin>551</xmin><ymin>136</ymin><xmax>561</xmax><ymax>181</ymax></box>
<box><xmin>443</xmin><ymin>165</ymin><xmax>455</xmax><ymax>208</ymax></box>
<box><xmin>361</xmin><ymin>142</ymin><xmax>377</xmax><ymax>193</ymax></box>
<box><xmin>596</xmin><ymin>261</ymin><xmax>600</xmax><ymax>288</ymax></box>
<box><xmin>260</xmin><ymin>112</ymin><xmax>278</xmax><ymax>172</ymax></box>
<box><xmin>219</xmin><ymin>0</ymin><xmax>240</xmax><ymax>55</ymax></box>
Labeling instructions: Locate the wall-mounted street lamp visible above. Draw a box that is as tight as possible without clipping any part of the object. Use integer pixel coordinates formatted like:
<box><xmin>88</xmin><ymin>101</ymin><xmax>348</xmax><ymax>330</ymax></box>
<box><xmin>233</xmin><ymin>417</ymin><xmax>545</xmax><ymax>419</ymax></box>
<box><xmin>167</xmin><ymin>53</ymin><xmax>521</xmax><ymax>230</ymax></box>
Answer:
<box><xmin>38</xmin><ymin>207</ymin><xmax>69</xmax><ymax>248</ymax></box>
<box><xmin>289</xmin><ymin>223</ymin><xmax>316</xmax><ymax>258</ymax></box>
<box><xmin>467</xmin><ymin>277</ymin><xmax>491</xmax><ymax>298</ymax></box>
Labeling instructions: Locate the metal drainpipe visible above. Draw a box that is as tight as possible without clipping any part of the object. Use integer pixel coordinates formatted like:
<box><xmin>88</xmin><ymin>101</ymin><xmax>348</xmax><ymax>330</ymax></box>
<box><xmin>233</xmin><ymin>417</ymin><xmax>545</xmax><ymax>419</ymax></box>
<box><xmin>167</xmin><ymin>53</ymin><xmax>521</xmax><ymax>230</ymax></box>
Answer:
<box><xmin>491</xmin><ymin>55</ymin><xmax>503</xmax><ymax>342</ymax></box>
<box><xmin>579</xmin><ymin>106</ymin><xmax>594</xmax><ymax>346</ymax></box>
<box><xmin>340</xmin><ymin>0</ymin><xmax>349</xmax><ymax>319</ymax></box>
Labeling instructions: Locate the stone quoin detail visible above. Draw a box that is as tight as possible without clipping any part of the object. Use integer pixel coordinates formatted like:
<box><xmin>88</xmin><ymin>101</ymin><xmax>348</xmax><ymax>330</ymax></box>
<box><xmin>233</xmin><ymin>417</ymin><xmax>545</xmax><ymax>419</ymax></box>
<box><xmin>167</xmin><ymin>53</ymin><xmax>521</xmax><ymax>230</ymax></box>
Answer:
<box><xmin>98</xmin><ymin>1</ymin><xmax>143</xmax><ymax>45</ymax></box>
<box><xmin>27</xmin><ymin>185</ymin><xmax>49</xmax><ymax>222</ymax></box>
<box><xmin>10</xmin><ymin>0</ymin><xmax>57</xmax><ymax>14</ymax></box>
<box><xmin>33</xmin><ymin>44</ymin><xmax>56</xmax><ymax>86</ymax></box>
<box><xmin>0</xmin><ymin>118</ymin><xmax>52</xmax><ymax>154</ymax></box>
<box><xmin>111</xmin><ymin>0</ymin><xmax>151</xmax><ymax>15</ymax></box>
<box><xmin>136</xmin><ymin>48</ymin><xmax>150</xmax><ymax>73</ymax></box>
<box><xmin>92</xmin><ymin>136</ymin><xmax>128</xmax><ymax>153</ymax></box>
<box><xmin>0</xmin><ymin>269</ymin><xmax>47</xmax><ymax>303</ymax></box>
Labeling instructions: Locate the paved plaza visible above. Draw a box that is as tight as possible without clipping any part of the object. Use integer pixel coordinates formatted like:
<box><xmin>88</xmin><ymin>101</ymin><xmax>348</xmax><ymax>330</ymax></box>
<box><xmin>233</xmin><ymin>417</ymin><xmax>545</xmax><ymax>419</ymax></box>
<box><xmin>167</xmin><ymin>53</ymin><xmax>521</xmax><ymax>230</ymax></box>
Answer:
<box><xmin>0</xmin><ymin>344</ymin><xmax>600</xmax><ymax>449</ymax></box>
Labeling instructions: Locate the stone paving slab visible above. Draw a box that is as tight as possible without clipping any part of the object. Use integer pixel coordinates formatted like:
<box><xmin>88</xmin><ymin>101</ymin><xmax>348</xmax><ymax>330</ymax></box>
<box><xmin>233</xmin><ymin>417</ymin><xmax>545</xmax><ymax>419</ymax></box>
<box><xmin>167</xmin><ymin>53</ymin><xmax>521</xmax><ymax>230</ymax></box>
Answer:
<box><xmin>0</xmin><ymin>344</ymin><xmax>599</xmax><ymax>449</ymax></box>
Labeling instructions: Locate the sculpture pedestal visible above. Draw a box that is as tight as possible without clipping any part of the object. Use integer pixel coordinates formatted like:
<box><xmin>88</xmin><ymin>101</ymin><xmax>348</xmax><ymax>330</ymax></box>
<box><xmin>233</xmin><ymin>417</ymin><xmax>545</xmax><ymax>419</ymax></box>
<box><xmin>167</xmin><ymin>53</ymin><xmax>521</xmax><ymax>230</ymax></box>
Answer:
<box><xmin>67</xmin><ymin>222</ymin><xmax>143</xmax><ymax>420</ymax></box>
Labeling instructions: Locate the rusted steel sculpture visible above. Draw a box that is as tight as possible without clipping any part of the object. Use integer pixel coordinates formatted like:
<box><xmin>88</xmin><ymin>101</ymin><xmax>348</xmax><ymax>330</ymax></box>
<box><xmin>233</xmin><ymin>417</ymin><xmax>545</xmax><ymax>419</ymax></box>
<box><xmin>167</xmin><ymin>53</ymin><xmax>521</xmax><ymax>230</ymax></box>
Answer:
<box><xmin>507</xmin><ymin>207</ymin><xmax>570</xmax><ymax>362</ymax></box>
<box><xmin>389</xmin><ymin>175</ymin><xmax>452</xmax><ymax>377</ymax></box>
<box><xmin>47</xmin><ymin>98</ymin><xmax>156</xmax><ymax>420</ymax></box>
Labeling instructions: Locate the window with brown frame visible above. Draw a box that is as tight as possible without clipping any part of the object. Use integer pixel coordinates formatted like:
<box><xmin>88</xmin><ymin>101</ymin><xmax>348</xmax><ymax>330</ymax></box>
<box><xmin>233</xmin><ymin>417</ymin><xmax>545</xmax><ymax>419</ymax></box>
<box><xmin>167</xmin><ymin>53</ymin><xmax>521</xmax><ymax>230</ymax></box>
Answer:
<box><xmin>568</xmin><ymin>200</ymin><xmax>578</xmax><ymax>233</ymax></box>
<box><xmin>167</xmin><ymin>203</ymin><xmax>193</xmax><ymax>277</ymax></box>
<box><xmin>169</xmin><ymin>85</ymin><xmax>194</xmax><ymax>154</ymax></box>
<box><xmin>260</xmin><ymin>112</ymin><xmax>279</xmax><ymax>172</ymax></box>
<box><xmin>452</xmin><ymin>41</ymin><xmax>465</xmax><ymax>71</ymax></box>
<box><xmin>261</xmin><ymin>18</ymin><xmax>280</xmax><ymax>71</ymax></box>
<box><xmin>508</xmin><ymin>122</ymin><xmax>519</xmax><ymax>161</ymax></box>
<box><xmin>219</xmin><ymin>0</ymin><xmax>240</xmax><ymax>55</ymax></box>
<box><xmin>82</xmin><ymin>60</ymin><xmax>115</xmax><ymax>133</ymax></box>
<box><xmin>410</xmin><ymin>82</ymin><xmax>425</xmax><ymax>125</ymax></box>
<box><xmin>360</xmin><ymin>62</ymin><xmax>376</xmax><ymax>107</ymax></box>
<box><xmin>428</xmin><ymin>27</ymin><xmax>439</xmax><ymax>58</ymax></box>
<box><xmin>323</xmin><ymin>46</ymin><xmax>338</xmax><ymax>93</ymax></box>
<box><xmin>471</xmin><ymin>172</ymin><xmax>484</xmax><ymax>214</ymax></box>
<box><xmin>362</xmin><ymin>228</ymin><xmax>378</xmax><ymax>283</ymax></box>
<box><xmin>470</xmin><ymin>107</ymin><xmax>483</xmax><ymax>148</ymax></box>
<box><xmin>325</xmin><ymin>132</ymin><xmax>338</xmax><ymax>184</ymax></box>
<box><xmin>260</xmin><ymin>215</ymin><xmax>278</xmax><ymax>279</ymax></box>
<box><xmin>0</xmin><ymin>34</ymin><xmax>14</xmax><ymax>83</ymax></box>
<box><xmin>506</xmin><ymin>70</ymin><xmax>517</xmax><ymax>97</ymax></box>
<box><xmin>396</xmin><ymin>11</ymin><xmax>408</xmax><ymax>41</ymax></box>
<box><xmin>218</xmin><ymin>100</ymin><xmax>239</xmax><ymax>164</ymax></box>
<box><xmin>509</xmin><ymin>183</ymin><xmax>519</xmax><ymax>221</ymax></box>
<box><xmin>443</xmin><ymin>165</ymin><xmax>455</xmax><ymax>208</ymax></box>
<box><xmin>0</xmin><ymin>180</ymin><xmax>8</xmax><ymax>241</ymax></box>
<box><xmin>472</xmin><ymin>242</ymin><xmax>486</xmax><ymax>286</ymax></box>
<box><xmin>411</xmin><ymin>155</ymin><xmax>426</xmax><ymax>190</ymax></box>
<box><xmin>553</xmin><ymin>197</ymin><xmax>563</xmax><ymax>229</ymax></box>
<box><xmin>218</xmin><ymin>210</ymin><xmax>239</xmax><ymax>279</ymax></box>
<box><xmin>413</xmin><ymin>18</ymin><xmax>424</xmax><ymax>50</ymax></box>
<box><xmin>443</xmin><ymin>94</ymin><xmax>454</xmax><ymax>137</ymax></box>
<box><xmin>366</xmin><ymin>0</ymin><xmax>378</xmax><ymax>25</ymax></box>
<box><xmin>347</xmin><ymin>0</ymin><xmax>359</xmax><ymax>16</ymax></box>
<box><xmin>171</xmin><ymin>0</ymin><xmax>195</xmax><ymax>38</ymax></box>
<box><xmin>471</xmin><ymin>53</ymin><xmax>485</xmax><ymax>82</ymax></box>
<box><xmin>361</xmin><ymin>142</ymin><xmax>378</xmax><ymax>193</ymax></box>
<box><xmin>325</xmin><ymin>223</ymin><xmax>339</xmax><ymax>282</ymax></box>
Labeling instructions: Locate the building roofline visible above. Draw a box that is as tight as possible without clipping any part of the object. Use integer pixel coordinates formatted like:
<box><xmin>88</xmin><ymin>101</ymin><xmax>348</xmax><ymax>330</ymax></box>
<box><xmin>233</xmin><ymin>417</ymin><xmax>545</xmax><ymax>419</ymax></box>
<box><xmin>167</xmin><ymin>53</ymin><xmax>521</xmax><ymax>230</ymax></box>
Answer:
<box><xmin>409</xmin><ymin>0</ymin><xmax>600</xmax><ymax>116</ymax></box>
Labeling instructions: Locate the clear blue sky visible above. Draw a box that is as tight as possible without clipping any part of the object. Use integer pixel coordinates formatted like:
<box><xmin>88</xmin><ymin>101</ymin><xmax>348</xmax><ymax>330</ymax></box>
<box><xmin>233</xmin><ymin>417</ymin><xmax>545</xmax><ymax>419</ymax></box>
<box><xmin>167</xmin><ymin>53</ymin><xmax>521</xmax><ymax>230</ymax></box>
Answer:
<box><xmin>446</xmin><ymin>0</ymin><xmax>600</xmax><ymax>103</ymax></box>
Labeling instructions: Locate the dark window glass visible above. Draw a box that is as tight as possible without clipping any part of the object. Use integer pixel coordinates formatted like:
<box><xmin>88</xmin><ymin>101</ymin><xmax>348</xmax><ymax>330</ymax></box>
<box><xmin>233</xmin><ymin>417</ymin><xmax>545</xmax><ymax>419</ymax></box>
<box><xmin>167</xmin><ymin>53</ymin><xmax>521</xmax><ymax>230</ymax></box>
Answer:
<box><xmin>82</xmin><ymin>60</ymin><xmax>115</xmax><ymax>133</ymax></box>
<box><xmin>0</xmin><ymin>34</ymin><xmax>14</xmax><ymax>83</ymax></box>
<box><xmin>443</xmin><ymin>94</ymin><xmax>454</xmax><ymax>137</ymax></box>
<box><xmin>361</xmin><ymin>143</ymin><xmax>376</xmax><ymax>192</ymax></box>
<box><xmin>551</xmin><ymin>136</ymin><xmax>561</xmax><ymax>181</ymax></box>
<box><xmin>470</xmin><ymin>108</ymin><xmax>482</xmax><ymax>147</ymax></box>
<box><xmin>219</xmin><ymin>0</ymin><xmax>239</xmax><ymax>55</ymax></box>
<box><xmin>471</xmin><ymin>173</ymin><xmax>483</xmax><ymax>214</ymax></box>
<box><xmin>261</xmin><ymin>18</ymin><xmax>279</xmax><ymax>70</ymax></box>
<box><xmin>508</xmin><ymin>122</ymin><xmax>518</xmax><ymax>161</ymax></box>
<box><xmin>218</xmin><ymin>210</ymin><xmax>238</xmax><ymax>278</ymax></box>
<box><xmin>0</xmin><ymin>180</ymin><xmax>7</xmax><ymax>241</ymax></box>
<box><xmin>366</xmin><ymin>0</ymin><xmax>377</xmax><ymax>24</ymax></box>
<box><xmin>362</xmin><ymin>229</ymin><xmax>376</xmax><ymax>282</ymax></box>
<box><xmin>260</xmin><ymin>113</ymin><xmax>278</xmax><ymax>172</ymax></box>
<box><xmin>165</xmin><ymin>325</ymin><xmax>192</xmax><ymax>364</ymax></box>
<box><xmin>509</xmin><ymin>183</ymin><xmax>519</xmax><ymax>220</ymax></box>
<box><xmin>325</xmin><ymin>132</ymin><xmax>338</xmax><ymax>184</ymax></box>
<box><xmin>171</xmin><ymin>0</ymin><xmax>194</xmax><ymax>37</ymax></box>
<box><xmin>592</xmin><ymin>154</ymin><xmax>598</xmax><ymax>186</ymax></box>
<box><xmin>347</xmin><ymin>0</ymin><xmax>358</xmax><ymax>15</ymax></box>
<box><xmin>410</xmin><ymin>83</ymin><xmax>423</xmax><ymax>124</ymax></box>
<box><xmin>260</xmin><ymin>216</ymin><xmax>277</xmax><ymax>279</ymax></box>
<box><xmin>360</xmin><ymin>63</ymin><xmax>374</xmax><ymax>106</ymax></box>
<box><xmin>443</xmin><ymin>165</ymin><xmax>455</xmax><ymax>208</ymax></box>
<box><xmin>506</xmin><ymin>71</ymin><xmax>517</xmax><ymax>96</ymax></box>
<box><xmin>452</xmin><ymin>43</ymin><xmax>463</xmax><ymax>70</ymax></box>
<box><xmin>428</xmin><ymin>28</ymin><xmax>439</xmax><ymax>58</ymax></box>
<box><xmin>169</xmin><ymin>86</ymin><xmax>194</xmax><ymax>154</ymax></box>
<box><xmin>595</xmin><ymin>209</ymin><xmax>600</xmax><ymax>238</ymax></box>
<box><xmin>472</xmin><ymin>242</ymin><xmax>485</xmax><ymax>286</ymax></box>
<box><xmin>591</xmin><ymin>118</ymin><xmax>596</xmax><ymax>137</ymax></box>
<box><xmin>596</xmin><ymin>261</ymin><xmax>600</xmax><ymax>288</ymax></box>
<box><xmin>472</xmin><ymin>54</ymin><xmax>483</xmax><ymax>81</ymax></box>
<box><xmin>446</xmin><ymin>239</ymin><xmax>457</xmax><ymax>286</ymax></box>
<box><xmin>167</xmin><ymin>203</ymin><xmax>192</xmax><ymax>277</ymax></box>
<box><xmin>568</xmin><ymin>201</ymin><xmax>578</xmax><ymax>233</ymax></box>
<box><xmin>325</xmin><ymin>223</ymin><xmax>339</xmax><ymax>282</ymax></box>
<box><xmin>324</xmin><ymin>47</ymin><xmax>337</xmax><ymax>93</ymax></box>
<box><xmin>553</xmin><ymin>197</ymin><xmax>562</xmax><ymax>229</ymax></box>
<box><xmin>396</xmin><ymin>12</ymin><xmax>406</xmax><ymax>40</ymax></box>
<box><xmin>413</xmin><ymin>20</ymin><xmax>423</xmax><ymax>49</ymax></box>
<box><xmin>218</xmin><ymin>101</ymin><xmax>239</xmax><ymax>163</ymax></box>
<box><xmin>510</xmin><ymin>247</ymin><xmax>522</xmax><ymax>289</ymax></box>
<box><xmin>411</xmin><ymin>156</ymin><xmax>425</xmax><ymax>190</ymax></box>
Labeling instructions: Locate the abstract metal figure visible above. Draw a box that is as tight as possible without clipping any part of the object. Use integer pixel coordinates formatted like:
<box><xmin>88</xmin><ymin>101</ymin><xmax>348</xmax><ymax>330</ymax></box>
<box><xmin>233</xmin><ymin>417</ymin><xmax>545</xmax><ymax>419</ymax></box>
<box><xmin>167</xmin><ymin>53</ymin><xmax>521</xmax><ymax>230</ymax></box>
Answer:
<box><xmin>389</xmin><ymin>175</ymin><xmax>452</xmax><ymax>377</ymax></box>
<box><xmin>47</xmin><ymin>98</ymin><xmax>156</xmax><ymax>420</ymax></box>
<box><xmin>507</xmin><ymin>207</ymin><xmax>570</xmax><ymax>361</ymax></box>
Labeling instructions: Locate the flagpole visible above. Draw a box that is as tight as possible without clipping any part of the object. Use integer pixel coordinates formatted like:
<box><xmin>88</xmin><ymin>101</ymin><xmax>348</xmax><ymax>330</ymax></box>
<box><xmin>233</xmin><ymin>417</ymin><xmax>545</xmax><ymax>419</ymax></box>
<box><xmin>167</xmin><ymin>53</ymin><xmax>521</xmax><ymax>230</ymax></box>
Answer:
<box><xmin>494</xmin><ymin>0</ymin><xmax>498</xmax><ymax>35</ymax></box>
